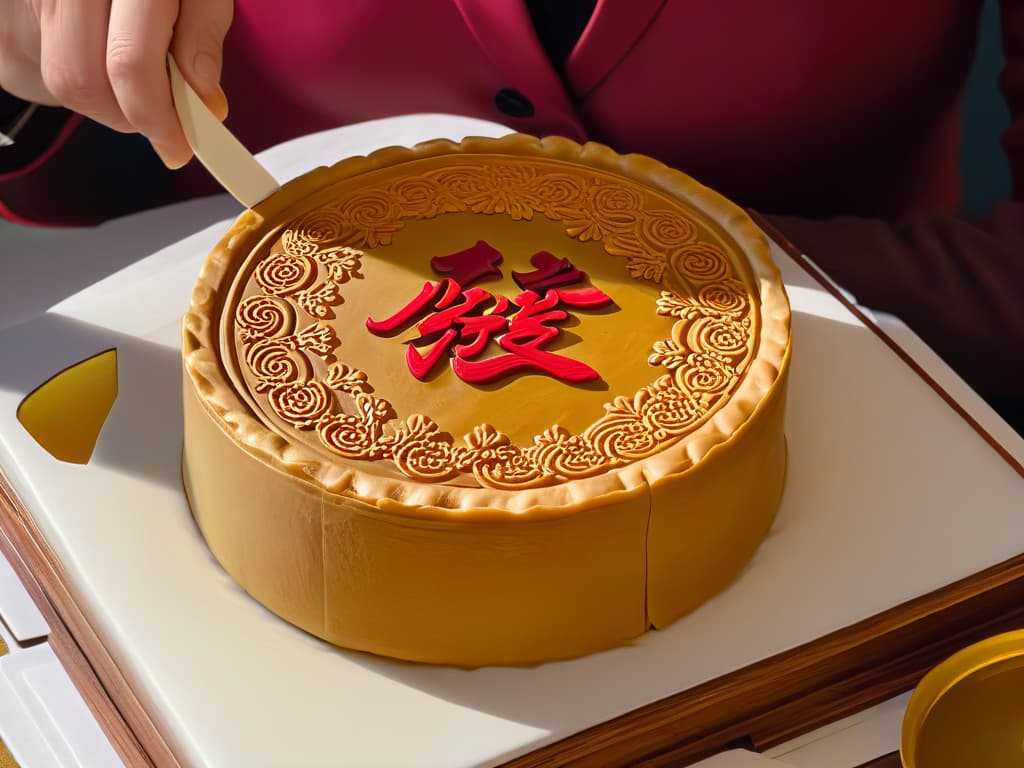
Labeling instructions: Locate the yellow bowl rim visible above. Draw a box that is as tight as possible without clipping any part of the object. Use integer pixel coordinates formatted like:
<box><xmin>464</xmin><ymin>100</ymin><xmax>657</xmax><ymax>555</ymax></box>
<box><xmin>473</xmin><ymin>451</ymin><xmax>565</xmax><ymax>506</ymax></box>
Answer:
<box><xmin>901</xmin><ymin>629</ymin><xmax>1024</xmax><ymax>767</ymax></box>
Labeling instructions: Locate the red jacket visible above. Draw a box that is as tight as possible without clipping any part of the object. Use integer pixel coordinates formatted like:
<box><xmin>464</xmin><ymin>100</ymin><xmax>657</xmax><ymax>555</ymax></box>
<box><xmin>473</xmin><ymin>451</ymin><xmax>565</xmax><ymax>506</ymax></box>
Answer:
<box><xmin>1</xmin><ymin>0</ymin><xmax>1022</xmax><ymax>414</ymax></box>
<box><xmin>215</xmin><ymin>0</ymin><xmax>985</xmax><ymax>217</ymax></box>
<box><xmin>0</xmin><ymin>0</ymin><xmax>999</xmax><ymax>223</ymax></box>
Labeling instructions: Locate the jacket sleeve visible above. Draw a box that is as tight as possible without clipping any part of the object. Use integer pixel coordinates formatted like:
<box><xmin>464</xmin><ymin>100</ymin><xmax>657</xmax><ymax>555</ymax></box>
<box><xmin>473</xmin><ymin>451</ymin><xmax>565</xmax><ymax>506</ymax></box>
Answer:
<box><xmin>767</xmin><ymin>207</ymin><xmax>1024</xmax><ymax>433</ymax></box>
<box><xmin>0</xmin><ymin>93</ymin><xmax>209</xmax><ymax>226</ymax></box>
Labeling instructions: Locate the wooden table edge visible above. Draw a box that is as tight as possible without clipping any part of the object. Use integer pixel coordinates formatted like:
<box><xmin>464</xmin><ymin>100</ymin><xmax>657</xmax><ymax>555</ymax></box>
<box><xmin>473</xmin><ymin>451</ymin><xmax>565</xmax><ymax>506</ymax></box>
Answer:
<box><xmin>0</xmin><ymin>472</ymin><xmax>179</xmax><ymax>768</ymax></box>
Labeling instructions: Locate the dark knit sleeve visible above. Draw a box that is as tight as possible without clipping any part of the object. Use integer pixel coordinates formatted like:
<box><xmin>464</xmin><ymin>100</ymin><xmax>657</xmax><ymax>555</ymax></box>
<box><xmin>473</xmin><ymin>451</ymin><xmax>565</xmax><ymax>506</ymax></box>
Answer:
<box><xmin>767</xmin><ymin>207</ymin><xmax>1024</xmax><ymax>432</ymax></box>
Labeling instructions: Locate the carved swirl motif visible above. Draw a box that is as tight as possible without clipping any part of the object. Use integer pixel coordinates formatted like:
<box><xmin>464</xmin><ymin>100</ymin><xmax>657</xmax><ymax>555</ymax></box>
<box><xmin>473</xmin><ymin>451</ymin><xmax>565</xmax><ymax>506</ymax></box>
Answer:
<box><xmin>267</xmin><ymin>381</ymin><xmax>333</xmax><ymax>428</ymax></box>
<box><xmin>589</xmin><ymin>182</ymin><xmax>644</xmax><ymax>220</ymax></box>
<box><xmin>388</xmin><ymin>177</ymin><xmax>459</xmax><ymax>218</ymax></box>
<box><xmin>241</xmin><ymin>321</ymin><xmax>338</xmax><ymax>395</ymax></box>
<box><xmin>640</xmin><ymin>210</ymin><xmax>699</xmax><ymax>251</ymax></box>
<box><xmin>591</xmin><ymin>420</ymin><xmax>661</xmax><ymax>462</ymax></box>
<box><xmin>528</xmin><ymin>427</ymin><xmax>613</xmax><ymax>478</ymax></box>
<box><xmin>338</xmin><ymin>190</ymin><xmax>404</xmax><ymax>248</ymax></box>
<box><xmin>245</xmin><ymin>339</ymin><xmax>308</xmax><ymax>393</ymax></box>
<box><xmin>232</xmin><ymin>158</ymin><xmax>757</xmax><ymax>489</ymax></box>
<box><xmin>562</xmin><ymin>182</ymin><xmax>640</xmax><ymax>241</ymax></box>
<box><xmin>390</xmin><ymin>415</ymin><xmax>459</xmax><ymax>482</ymax></box>
<box><xmin>528</xmin><ymin>174</ymin><xmax>585</xmax><ymax>218</ymax></box>
<box><xmin>679</xmin><ymin>352</ymin><xmax>736</xmax><ymax>395</ymax></box>
<box><xmin>317</xmin><ymin>395</ymin><xmax>391</xmax><ymax>460</ymax></box>
<box><xmin>698</xmin><ymin>280</ymin><xmax>749</xmax><ymax>318</ymax></box>
<box><xmin>456</xmin><ymin>425</ymin><xmax>548</xmax><ymax>489</ymax></box>
<box><xmin>675</xmin><ymin>243</ymin><xmax>731</xmax><ymax>283</ymax></box>
<box><xmin>285</xmin><ymin>209</ymin><xmax>345</xmax><ymax>251</ymax></box>
<box><xmin>641</xmin><ymin>378</ymin><xmax>705</xmax><ymax>438</ymax></box>
<box><xmin>688</xmin><ymin>317</ymin><xmax>748</xmax><ymax>358</ymax></box>
<box><xmin>472</xmin><ymin>450</ymin><xmax>547</xmax><ymax>490</ymax></box>
<box><xmin>236</xmin><ymin>296</ymin><xmax>292</xmax><ymax>343</ymax></box>
<box><xmin>255</xmin><ymin>254</ymin><xmax>316</xmax><ymax>296</ymax></box>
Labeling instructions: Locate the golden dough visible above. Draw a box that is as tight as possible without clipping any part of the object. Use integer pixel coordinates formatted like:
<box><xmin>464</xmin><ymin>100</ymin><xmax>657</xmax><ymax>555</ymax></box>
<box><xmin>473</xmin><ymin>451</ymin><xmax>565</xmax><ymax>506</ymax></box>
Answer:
<box><xmin>182</xmin><ymin>134</ymin><xmax>791</xmax><ymax>665</ymax></box>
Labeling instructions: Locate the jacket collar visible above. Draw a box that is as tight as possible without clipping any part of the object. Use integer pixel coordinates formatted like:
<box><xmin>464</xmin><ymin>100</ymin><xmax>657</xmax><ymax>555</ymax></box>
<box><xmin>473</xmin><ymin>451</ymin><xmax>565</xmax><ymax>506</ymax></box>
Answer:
<box><xmin>566</xmin><ymin>0</ymin><xmax>667</xmax><ymax>98</ymax></box>
<box><xmin>452</xmin><ymin>0</ymin><xmax>585</xmax><ymax>136</ymax></box>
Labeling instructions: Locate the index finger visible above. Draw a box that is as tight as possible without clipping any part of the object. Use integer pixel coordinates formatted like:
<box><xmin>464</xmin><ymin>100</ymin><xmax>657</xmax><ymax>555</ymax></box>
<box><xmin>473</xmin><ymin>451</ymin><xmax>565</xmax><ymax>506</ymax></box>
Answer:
<box><xmin>106</xmin><ymin>0</ymin><xmax>191</xmax><ymax>168</ymax></box>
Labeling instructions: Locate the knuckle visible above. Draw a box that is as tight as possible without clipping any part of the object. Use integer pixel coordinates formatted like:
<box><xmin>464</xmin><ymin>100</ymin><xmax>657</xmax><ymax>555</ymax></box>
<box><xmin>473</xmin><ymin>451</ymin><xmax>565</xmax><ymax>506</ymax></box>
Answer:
<box><xmin>0</xmin><ymin>54</ymin><xmax>19</xmax><ymax>93</ymax></box>
<box><xmin>41</xmin><ymin>59</ymin><xmax>101</xmax><ymax>108</ymax></box>
<box><xmin>105</xmin><ymin>35</ymin><xmax>145</xmax><ymax>85</ymax></box>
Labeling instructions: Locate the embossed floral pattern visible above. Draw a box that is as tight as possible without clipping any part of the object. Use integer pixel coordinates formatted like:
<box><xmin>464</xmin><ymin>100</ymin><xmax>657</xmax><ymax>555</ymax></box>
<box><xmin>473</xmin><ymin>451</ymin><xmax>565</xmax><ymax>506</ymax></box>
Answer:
<box><xmin>231</xmin><ymin>159</ymin><xmax>757</xmax><ymax>488</ymax></box>
<box><xmin>294</xmin><ymin>281</ymin><xmax>341</xmax><ymax>319</ymax></box>
<box><xmin>639</xmin><ymin>210</ymin><xmax>698</xmax><ymax>251</ymax></box>
<box><xmin>698</xmin><ymin>279</ymin><xmax>749</xmax><ymax>318</ymax></box>
<box><xmin>323</xmin><ymin>362</ymin><xmax>373</xmax><ymax>394</ymax></box>
<box><xmin>242</xmin><ymin>322</ymin><xmax>339</xmax><ymax>393</ymax></box>
<box><xmin>338</xmin><ymin>190</ymin><xmax>405</xmax><ymax>248</ymax></box>
<box><xmin>687</xmin><ymin>317</ymin><xmax>748</xmax><ymax>357</ymax></box>
<box><xmin>528</xmin><ymin>426</ymin><xmax>610</xmax><ymax>478</ymax></box>
<box><xmin>254</xmin><ymin>253</ymin><xmax>316</xmax><ymax>296</ymax></box>
<box><xmin>317</xmin><ymin>395</ymin><xmax>392</xmax><ymax>460</ymax></box>
<box><xmin>680</xmin><ymin>352</ymin><xmax>736</xmax><ymax>395</ymax></box>
<box><xmin>315</xmin><ymin>246</ymin><xmax>364</xmax><ymax>284</ymax></box>
<box><xmin>236</xmin><ymin>296</ymin><xmax>292</xmax><ymax>343</ymax></box>
<box><xmin>245</xmin><ymin>339</ymin><xmax>309</xmax><ymax>393</ymax></box>
<box><xmin>268</xmin><ymin>381</ymin><xmax>333</xmax><ymax>428</ymax></box>
<box><xmin>284</xmin><ymin>209</ymin><xmax>345</xmax><ymax>251</ymax></box>
<box><xmin>390</xmin><ymin>415</ymin><xmax>459</xmax><ymax>482</ymax></box>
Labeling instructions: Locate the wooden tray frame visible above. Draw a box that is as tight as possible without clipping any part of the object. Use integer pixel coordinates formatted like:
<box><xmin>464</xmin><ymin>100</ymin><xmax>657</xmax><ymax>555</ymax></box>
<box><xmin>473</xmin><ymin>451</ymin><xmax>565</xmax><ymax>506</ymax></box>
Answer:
<box><xmin>0</xmin><ymin>215</ymin><xmax>1021</xmax><ymax>768</ymax></box>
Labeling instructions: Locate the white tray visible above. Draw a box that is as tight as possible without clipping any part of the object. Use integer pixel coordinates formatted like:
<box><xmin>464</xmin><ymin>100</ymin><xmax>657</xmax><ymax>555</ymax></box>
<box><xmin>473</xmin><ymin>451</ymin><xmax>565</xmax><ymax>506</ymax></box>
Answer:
<box><xmin>1</xmin><ymin>116</ymin><xmax>1021</xmax><ymax>768</ymax></box>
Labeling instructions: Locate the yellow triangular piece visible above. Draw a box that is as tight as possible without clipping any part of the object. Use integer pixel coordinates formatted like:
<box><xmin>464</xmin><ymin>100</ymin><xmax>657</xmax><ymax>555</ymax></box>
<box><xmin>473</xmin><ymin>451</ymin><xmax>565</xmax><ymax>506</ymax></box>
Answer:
<box><xmin>17</xmin><ymin>349</ymin><xmax>118</xmax><ymax>464</ymax></box>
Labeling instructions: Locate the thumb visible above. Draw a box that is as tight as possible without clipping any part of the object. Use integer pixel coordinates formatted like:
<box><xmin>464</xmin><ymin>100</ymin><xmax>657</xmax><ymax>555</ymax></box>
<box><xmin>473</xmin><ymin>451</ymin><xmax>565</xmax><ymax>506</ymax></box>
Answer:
<box><xmin>170</xmin><ymin>0</ymin><xmax>233</xmax><ymax>120</ymax></box>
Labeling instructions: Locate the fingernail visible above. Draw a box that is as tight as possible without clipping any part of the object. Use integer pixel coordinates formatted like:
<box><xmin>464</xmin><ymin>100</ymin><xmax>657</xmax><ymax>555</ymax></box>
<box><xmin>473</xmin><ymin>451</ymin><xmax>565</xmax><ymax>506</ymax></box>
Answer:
<box><xmin>207</xmin><ymin>84</ymin><xmax>229</xmax><ymax>122</ymax></box>
<box><xmin>152</xmin><ymin>140</ymin><xmax>191</xmax><ymax>170</ymax></box>
<box><xmin>192</xmin><ymin>51</ymin><xmax>228</xmax><ymax>121</ymax></box>
<box><xmin>193</xmin><ymin>51</ymin><xmax>219</xmax><ymax>83</ymax></box>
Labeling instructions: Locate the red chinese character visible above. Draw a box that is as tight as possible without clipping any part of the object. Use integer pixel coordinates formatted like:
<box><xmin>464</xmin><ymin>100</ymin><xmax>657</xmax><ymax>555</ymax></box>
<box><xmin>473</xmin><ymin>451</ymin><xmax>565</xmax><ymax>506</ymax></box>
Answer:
<box><xmin>367</xmin><ymin>279</ymin><xmax>512</xmax><ymax>380</ymax></box>
<box><xmin>510</xmin><ymin>249</ymin><xmax>614</xmax><ymax>308</ymax></box>
<box><xmin>453</xmin><ymin>289</ymin><xmax>613</xmax><ymax>383</ymax></box>
<box><xmin>430</xmin><ymin>240</ymin><xmax>503</xmax><ymax>287</ymax></box>
<box><xmin>366</xmin><ymin>241</ymin><xmax>615</xmax><ymax>384</ymax></box>
<box><xmin>512</xmin><ymin>251</ymin><xmax>585</xmax><ymax>292</ymax></box>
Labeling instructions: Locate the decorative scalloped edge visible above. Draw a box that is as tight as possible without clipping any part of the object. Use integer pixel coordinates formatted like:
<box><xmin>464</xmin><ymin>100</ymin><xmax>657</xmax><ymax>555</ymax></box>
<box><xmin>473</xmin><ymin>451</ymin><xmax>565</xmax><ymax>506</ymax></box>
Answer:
<box><xmin>183</xmin><ymin>133</ymin><xmax>791</xmax><ymax>520</ymax></box>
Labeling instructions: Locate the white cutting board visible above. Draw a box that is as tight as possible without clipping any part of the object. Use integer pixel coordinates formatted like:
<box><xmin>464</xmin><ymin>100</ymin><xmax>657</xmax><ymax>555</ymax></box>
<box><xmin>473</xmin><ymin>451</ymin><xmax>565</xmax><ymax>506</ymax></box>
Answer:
<box><xmin>0</xmin><ymin>115</ymin><xmax>1021</xmax><ymax>768</ymax></box>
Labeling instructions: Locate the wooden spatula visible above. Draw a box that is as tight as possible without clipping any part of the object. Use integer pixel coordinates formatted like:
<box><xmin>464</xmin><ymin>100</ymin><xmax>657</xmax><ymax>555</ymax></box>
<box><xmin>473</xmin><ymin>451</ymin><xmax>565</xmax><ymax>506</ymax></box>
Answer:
<box><xmin>167</xmin><ymin>54</ymin><xmax>280</xmax><ymax>208</ymax></box>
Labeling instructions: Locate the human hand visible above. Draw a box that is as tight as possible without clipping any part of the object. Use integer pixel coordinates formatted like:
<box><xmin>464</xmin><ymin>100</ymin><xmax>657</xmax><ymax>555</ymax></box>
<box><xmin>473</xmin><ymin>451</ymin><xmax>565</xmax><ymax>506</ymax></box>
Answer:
<box><xmin>0</xmin><ymin>0</ymin><xmax>233</xmax><ymax>168</ymax></box>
